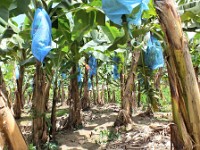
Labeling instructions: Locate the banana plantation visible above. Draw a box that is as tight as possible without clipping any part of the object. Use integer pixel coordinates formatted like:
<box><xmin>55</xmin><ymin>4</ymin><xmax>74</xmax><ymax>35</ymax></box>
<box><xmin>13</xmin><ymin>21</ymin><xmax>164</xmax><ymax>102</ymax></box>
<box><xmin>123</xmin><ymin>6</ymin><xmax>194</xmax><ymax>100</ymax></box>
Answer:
<box><xmin>0</xmin><ymin>0</ymin><xmax>200</xmax><ymax>149</ymax></box>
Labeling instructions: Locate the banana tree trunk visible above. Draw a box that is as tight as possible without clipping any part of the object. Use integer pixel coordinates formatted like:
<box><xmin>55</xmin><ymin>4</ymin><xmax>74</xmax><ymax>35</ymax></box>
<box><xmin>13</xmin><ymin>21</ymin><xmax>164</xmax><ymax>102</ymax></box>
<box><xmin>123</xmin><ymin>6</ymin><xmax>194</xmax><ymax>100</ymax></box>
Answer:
<box><xmin>0</xmin><ymin>132</ymin><xmax>5</xmax><ymax>149</ymax></box>
<box><xmin>96</xmin><ymin>63</ymin><xmax>101</xmax><ymax>105</ymax></box>
<box><xmin>50</xmin><ymin>76</ymin><xmax>58</xmax><ymax>140</ymax></box>
<box><xmin>67</xmin><ymin>65</ymin><xmax>82</xmax><ymax>128</ymax></box>
<box><xmin>137</xmin><ymin>80</ymin><xmax>141</xmax><ymax>107</ymax></box>
<box><xmin>82</xmin><ymin>58</ymin><xmax>90</xmax><ymax>110</ymax></box>
<box><xmin>61</xmin><ymin>81</ymin><xmax>65</xmax><ymax>105</ymax></box>
<box><xmin>32</xmin><ymin>61</ymin><xmax>48</xmax><ymax>148</ymax></box>
<box><xmin>106</xmin><ymin>78</ymin><xmax>111</xmax><ymax>102</ymax></box>
<box><xmin>0</xmin><ymin>67</ymin><xmax>11</xmax><ymax>109</ymax></box>
<box><xmin>112</xmin><ymin>90</ymin><xmax>116</xmax><ymax>103</ymax></box>
<box><xmin>154</xmin><ymin>0</ymin><xmax>200</xmax><ymax>149</ymax></box>
<box><xmin>194</xmin><ymin>66</ymin><xmax>200</xmax><ymax>90</ymax></box>
<box><xmin>91</xmin><ymin>75</ymin><xmax>96</xmax><ymax>105</ymax></box>
<box><xmin>101</xmin><ymin>84</ymin><xmax>105</xmax><ymax>105</ymax></box>
<box><xmin>13</xmin><ymin>65</ymin><xmax>24</xmax><ymax>119</ymax></box>
<box><xmin>0</xmin><ymin>89</ymin><xmax>27</xmax><ymax>150</ymax></box>
<box><xmin>120</xmin><ymin>71</ymin><xmax>124</xmax><ymax>105</ymax></box>
<box><xmin>114</xmin><ymin>51</ymin><xmax>140</xmax><ymax>126</ymax></box>
<box><xmin>154</xmin><ymin>68</ymin><xmax>163</xmax><ymax>99</ymax></box>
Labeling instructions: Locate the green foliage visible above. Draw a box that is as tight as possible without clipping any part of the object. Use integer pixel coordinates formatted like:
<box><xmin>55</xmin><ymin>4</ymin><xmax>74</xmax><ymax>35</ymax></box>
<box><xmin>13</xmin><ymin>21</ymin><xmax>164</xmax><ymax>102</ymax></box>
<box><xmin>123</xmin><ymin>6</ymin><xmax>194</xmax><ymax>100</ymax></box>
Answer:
<box><xmin>178</xmin><ymin>1</ymin><xmax>200</xmax><ymax>31</ymax></box>
<box><xmin>189</xmin><ymin>33</ymin><xmax>200</xmax><ymax>67</ymax></box>
<box><xmin>43</xmin><ymin>141</ymin><xmax>59</xmax><ymax>150</ymax></box>
<box><xmin>56</xmin><ymin>109</ymin><xmax>68</xmax><ymax>117</ymax></box>
<box><xmin>97</xmin><ymin>129</ymin><xmax>120</xmax><ymax>144</ymax></box>
<box><xmin>0</xmin><ymin>0</ymin><xmax>31</xmax><ymax>34</ymax></box>
<box><xmin>28</xmin><ymin>143</ymin><xmax>36</xmax><ymax>150</ymax></box>
<box><xmin>115</xmin><ymin>89</ymin><xmax>121</xmax><ymax>105</ymax></box>
<box><xmin>159</xmin><ymin>85</ymin><xmax>171</xmax><ymax>112</ymax></box>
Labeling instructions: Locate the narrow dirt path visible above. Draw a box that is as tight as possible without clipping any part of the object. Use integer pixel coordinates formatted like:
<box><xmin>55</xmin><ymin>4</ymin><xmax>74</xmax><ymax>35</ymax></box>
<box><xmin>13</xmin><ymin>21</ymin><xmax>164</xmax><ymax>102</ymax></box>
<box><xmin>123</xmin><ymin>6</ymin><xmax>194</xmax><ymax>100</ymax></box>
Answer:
<box><xmin>55</xmin><ymin>104</ymin><xmax>172</xmax><ymax>150</ymax></box>
<box><xmin>17</xmin><ymin>103</ymin><xmax>172</xmax><ymax>149</ymax></box>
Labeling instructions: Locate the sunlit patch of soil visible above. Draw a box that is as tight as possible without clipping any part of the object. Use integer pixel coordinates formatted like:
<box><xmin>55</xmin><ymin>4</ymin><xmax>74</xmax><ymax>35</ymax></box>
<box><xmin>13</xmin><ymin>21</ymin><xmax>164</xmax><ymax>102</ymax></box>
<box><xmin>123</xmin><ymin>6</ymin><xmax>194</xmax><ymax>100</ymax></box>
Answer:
<box><xmin>18</xmin><ymin>103</ymin><xmax>173</xmax><ymax>150</ymax></box>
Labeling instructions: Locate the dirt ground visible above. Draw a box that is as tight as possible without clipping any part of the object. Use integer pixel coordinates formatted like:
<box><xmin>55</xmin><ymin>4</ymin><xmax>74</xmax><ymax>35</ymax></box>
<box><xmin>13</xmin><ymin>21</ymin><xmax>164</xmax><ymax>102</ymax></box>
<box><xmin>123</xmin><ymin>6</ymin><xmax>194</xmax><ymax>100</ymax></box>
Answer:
<box><xmin>18</xmin><ymin>103</ymin><xmax>172</xmax><ymax>150</ymax></box>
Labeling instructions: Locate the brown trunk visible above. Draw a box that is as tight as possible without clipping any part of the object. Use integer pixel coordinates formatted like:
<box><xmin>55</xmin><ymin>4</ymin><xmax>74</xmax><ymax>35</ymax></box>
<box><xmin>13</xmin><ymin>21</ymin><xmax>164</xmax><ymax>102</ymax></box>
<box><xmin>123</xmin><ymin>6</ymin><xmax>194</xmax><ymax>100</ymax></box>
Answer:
<box><xmin>96</xmin><ymin>65</ymin><xmax>101</xmax><ymax>105</ymax></box>
<box><xmin>67</xmin><ymin>84</ymin><xmax>71</xmax><ymax>105</ymax></box>
<box><xmin>0</xmin><ymin>132</ymin><xmax>5</xmax><ymax>149</ymax></box>
<box><xmin>154</xmin><ymin>68</ymin><xmax>163</xmax><ymax>99</ymax></box>
<box><xmin>167</xmin><ymin>62</ymin><xmax>191</xmax><ymax>149</ymax></box>
<box><xmin>0</xmin><ymin>67</ymin><xmax>11</xmax><ymax>109</ymax></box>
<box><xmin>82</xmin><ymin>58</ymin><xmax>90</xmax><ymax>110</ymax></box>
<box><xmin>114</xmin><ymin>51</ymin><xmax>140</xmax><ymax>126</ymax></box>
<box><xmin>194</xmin><ymin>66</ymin><xmax>199</xmax><ymax>81</ymax></box>
<box><xmin>13</xmin><ymin>80</ymin><xmax>21</xmax><ymax>119</ymax></box>
<box><xmin>32</xmin><ymin>61</ymin><xmax>48</xmax><ymax>148</ymax></box>
<box><xmin>101</xmin><ymin>84</ymin><xmax>105</xmax><ymax>105</ymax></box>
<box><xmin>137</xmin><ymin>80</ymin><xmax>141</xmax><ymax>107</ymax></box>
<box><xmin>91</xmin><ymin>76</ymin><xmax>96</xmax><ymax>105</ymax></box>
<box><xmin>13</xmin><ymin>50</ymin><xmax>26</xmax><ymax>118</ymax></box>
<box><xmin>132</xmin><ymin>75</ymin><xmax>136</xmax><ymax>112</ymax></box>
<box><xmin>106</xmin><ymin>79</ymin><xmax>111</xmax><ymax>102</ymax></box>
<box><xmin>154</xmin><ymin>68</ymin><xmax>162</xmax><ymax>90</ymax></box>
<box><xmin>0</xmin><ymin>89</ymin><xmax>27</xmax><ymax>150</ymax></box>
<box><xmin>112</xmin><ymin>90</ymin><xmax>116</xmax><ymax>103</ymax></box>
<box><xmin>155</xmin><ymin>0</ymin><xmax>200</xmax><ymax>149</ymax></box>
<box><xmin>44</xmin><ymin>80</ymin><xmax>51</xmax><ymax>112</ymax></box>
<box><xmin>50</xmin><ymin>77</ymin><xmax>58</xmax><ymax>140</ymax></box>
<box><xmin>194</xmin><ymin>66</ymin><xmax>200</xmax><ymax>90</ymax></box>
<box><xmin>61</xmin><ymin>81</ymin><xmax>65</xmax><ymax>105</ymax></box>
<box><xmin>120</xmin><ymin>71</ymin><xmax>124</xmax><ymax>105</ymax></box>
<box><xmin>13</xmin><ymin>65</ymin><xmax>24</xmax><ymax>119</ymax></box>
<box><xmin>66</xmin><ymin>65</ymin><xmax>82</xmax><ymax>129</ymax></box>
<box><xmin>43</xmin><ymin>79</ymin><xmax>51</xmax><ymax>142</ymax></box>
<box><xmin>57</xmin><ymin>81</ymin><xmax>61</xmax><ymax>103</ymax></box>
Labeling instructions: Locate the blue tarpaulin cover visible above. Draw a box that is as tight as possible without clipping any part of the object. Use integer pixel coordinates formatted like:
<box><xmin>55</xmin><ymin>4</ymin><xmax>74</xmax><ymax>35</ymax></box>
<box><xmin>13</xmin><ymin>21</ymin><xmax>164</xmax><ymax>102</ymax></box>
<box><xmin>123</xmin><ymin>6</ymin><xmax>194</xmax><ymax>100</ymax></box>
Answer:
<box><xmin>31</xmin><ymin>7</ymin><xmax>52</xmax><ymax>62</ymax></box>
<box><xmin>77</xmin><ymin>66</ymin><xmax>82</xmax><ymax>83</ymax></box>
<box><xmin>88</xmin><ymin>55</ymin><xmax>97</xmax><ymax>78</ymax></box>
<box><xmin>113</xmin><ymin>55</ymin><xmax>120</xmax><ymax>80</ymax></box>
<box><xmin>144</xmin><ymin>34</ymin><xmax>164</xmax><ymax>70</ymax></box>
<box><xmin>15</xmin><ymin>65</ymin><xmax>20</xmax><ymax>80</ymax></box>
<box><xmin>102</xmin><ymin>0</ymin><xmax>150</xmax><ymax>26</ymax></box>
<box><xmin>77</xmin><ymin>66</ymin><xmax>83</xmax><ymax>88</ymax></box>
<box><xmin>88</xmin><ymin>78</ymin><xmax>92</xmax><ymax>90</ymax></box>
<box><xmin>61</xmin><ymin>73</ymin><xmax>67</xmax><ymax>79</ymax></box>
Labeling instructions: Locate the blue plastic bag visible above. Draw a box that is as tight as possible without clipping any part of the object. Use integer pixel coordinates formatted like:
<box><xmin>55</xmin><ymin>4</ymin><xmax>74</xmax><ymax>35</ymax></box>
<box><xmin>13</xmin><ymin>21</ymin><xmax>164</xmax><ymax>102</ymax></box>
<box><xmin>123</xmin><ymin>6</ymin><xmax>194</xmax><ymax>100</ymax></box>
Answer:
<box><xmin>31</xmin><ymin>7</ymin><xmax>52</xmax><ymax>62</ymax></box>
<box><xmin>77</xmin><ymin>66</ymin><xmax>83</xmax><ymax>83</ymax></box>
<box><xmin>102</xmin><ymin>0</ymin><xmax>150</xmax><ymax>26</ymax></box>
<box><xmin>15</xmin><ymin>65</ymin><xmax>20</xmax><ymax>80</ymax></box>
<box><xmin>61</xmin><ymin>73</ymin><xmax>67</xmax><ymax>80</ymax></box>
<box><xmin>144</xmin><ymin>34</ymin><xmax>164</xmax><ymax>70</ymax></box>
<box><xmin>88</xmin><ymin>78</ymin><xmax>92</xmax><ymax>91</ymax></box>
<box><xmin>88</xmin><ymin>55</ymin><xmax>97</xmax><ymax>78</ymax></box>
<box><xmin>113</xmin><ymin>55</ymin><xmax>120</xmax><ymax>80</ymax></box>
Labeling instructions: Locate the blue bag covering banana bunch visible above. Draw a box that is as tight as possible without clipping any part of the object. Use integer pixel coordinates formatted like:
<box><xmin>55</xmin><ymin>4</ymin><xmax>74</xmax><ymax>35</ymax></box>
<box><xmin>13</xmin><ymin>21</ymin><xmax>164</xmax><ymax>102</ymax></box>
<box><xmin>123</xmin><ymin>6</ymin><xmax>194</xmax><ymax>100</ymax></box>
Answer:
<box><xmin>144</xmin><ymin>34</ymin><xmax>164</xmax><ymax>70</ymax></box>
<box><xmin>88</xmin><ymin>78</ymin><xmax>92</xmax><ymax>91</ymax></box>
<box><xmin>77</xmin><ymin>66</ymin><xmax>83</xmax><ymax>88</ymax></box>
<box><xmin>15</xmin><ymin>65</ymin><xmax>20</xmax><ymax>80</ymax></box>
<box><xmin>88</xmin><ymin>55</ymin><xmax>97</xmax><ymax>78</ymax></box>
<box><xmin>31</xmin><ymin>7</ymin><xmax>52</xmax><ymax>62</ymax></box>
<box><xmin>113</xmin><ymin>55</ymin><xmax>120</xmax><ymax>80</ymax></box>
<box><xmin>102</xmin><ymin>0</ymin><xmax>150</xmax><ymax>26</ymax></box>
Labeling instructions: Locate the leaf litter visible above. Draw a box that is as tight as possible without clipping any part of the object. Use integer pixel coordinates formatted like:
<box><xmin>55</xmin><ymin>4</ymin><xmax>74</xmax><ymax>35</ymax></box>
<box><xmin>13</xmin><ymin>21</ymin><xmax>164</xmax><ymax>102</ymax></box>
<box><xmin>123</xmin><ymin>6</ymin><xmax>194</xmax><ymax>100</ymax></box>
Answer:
<box><xmin>18</xmin><ymin>103</ymin><xmax>173</xmax><ymax>150</ymax></box>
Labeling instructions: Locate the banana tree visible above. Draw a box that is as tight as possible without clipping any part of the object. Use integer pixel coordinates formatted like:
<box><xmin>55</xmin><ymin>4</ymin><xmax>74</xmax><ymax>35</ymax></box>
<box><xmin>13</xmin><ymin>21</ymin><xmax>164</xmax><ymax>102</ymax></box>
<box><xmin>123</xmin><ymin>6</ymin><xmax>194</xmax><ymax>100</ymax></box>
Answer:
<box><xmin>189</xmin><ymin>33</ymin><xmax>200</xmax><ymax>86</ymax></box>
<box><xmin>154</xmin><ymin>0</ymin><xmax>200</xmax><ymax>149</ymax></box>
<box><xmin>102</xmin><ymin>0</ymin><xmax>163</xmax><ymax>126</ymax></box>
<box><xmin>0</xmin><ymin>0</ymin><xmax>31</xmax><ymax>147</ymax></box>
<box><xmin>53</xmin><ymin>0</ymin><xmax>106</xmax><ymax>128</ymax></box>
<box><xmin>5</xmin><ymin>22</ymin><xmax>29</xmax><ymax>118</ymax></box>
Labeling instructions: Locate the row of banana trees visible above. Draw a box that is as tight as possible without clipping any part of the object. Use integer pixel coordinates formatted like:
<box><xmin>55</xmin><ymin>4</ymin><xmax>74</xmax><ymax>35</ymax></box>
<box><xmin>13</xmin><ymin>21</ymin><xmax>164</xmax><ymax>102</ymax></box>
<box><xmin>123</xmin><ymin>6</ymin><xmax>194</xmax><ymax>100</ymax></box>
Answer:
<box><xmin>0</xmin><ymin>0</ymin><xmax>199</xmax><ymax>149</ymax></box>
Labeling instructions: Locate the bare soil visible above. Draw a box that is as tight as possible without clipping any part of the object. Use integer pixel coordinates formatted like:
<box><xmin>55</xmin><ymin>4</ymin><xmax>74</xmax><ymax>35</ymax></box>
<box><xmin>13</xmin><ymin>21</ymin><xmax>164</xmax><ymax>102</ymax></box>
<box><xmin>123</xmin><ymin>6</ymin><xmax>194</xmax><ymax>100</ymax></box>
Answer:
<box><xmin>18</xmin><ymin>103</ymin><xmax>172</xmax><ymax>150</ymax></box>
